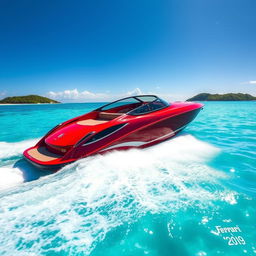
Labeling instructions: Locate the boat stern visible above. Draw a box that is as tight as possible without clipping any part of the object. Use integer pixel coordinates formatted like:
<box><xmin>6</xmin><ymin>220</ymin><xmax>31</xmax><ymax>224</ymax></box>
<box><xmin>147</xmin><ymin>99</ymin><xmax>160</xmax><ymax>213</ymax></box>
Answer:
<box><xmin>23</xmin><ymin>145</ymin><xmax>74</xmax><ymax>170</ymax></box>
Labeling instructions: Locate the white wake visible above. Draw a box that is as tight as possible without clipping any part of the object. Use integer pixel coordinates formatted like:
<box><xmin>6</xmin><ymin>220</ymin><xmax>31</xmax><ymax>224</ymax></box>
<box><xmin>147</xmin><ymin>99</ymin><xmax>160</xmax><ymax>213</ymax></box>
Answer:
<box><xmin>0</xmin><ymin>134</ymin><xmax>236</xmax><ymax>255</ymax></box>
<box><xmin>0</xmin><ymin>138</ymin><xmax>39</xmax><ymax>189</ymax></box>
<box><xmin>0</xmin><ymin>138</ymin><xmax>39</xmax><ymax>159</ymax></box>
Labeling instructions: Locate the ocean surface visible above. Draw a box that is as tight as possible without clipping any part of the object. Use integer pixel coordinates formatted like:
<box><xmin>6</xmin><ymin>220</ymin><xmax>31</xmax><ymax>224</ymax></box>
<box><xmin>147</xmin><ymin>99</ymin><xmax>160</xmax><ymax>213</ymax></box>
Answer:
<box><xmin>0</xmin><ymin>101</ymin><xmax>255</xmax><ymax>256</ymax></box>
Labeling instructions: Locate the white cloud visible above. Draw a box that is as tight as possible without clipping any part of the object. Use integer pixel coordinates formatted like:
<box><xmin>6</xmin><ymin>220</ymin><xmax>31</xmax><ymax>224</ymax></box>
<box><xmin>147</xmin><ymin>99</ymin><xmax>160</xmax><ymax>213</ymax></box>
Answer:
<box><xmin>48</xmin><ymin>89</ymin><xmax>108</xmax><ymax>102</ymax></box>
<box><xmin>47</xmin><ymin>87</ymin><xmax>187</xmax><ymax>103</ymax></box>
<box><xmin>242</xmin><ymin>80</ymin><xmax>256</xmax><ymax>85</ymax></box>
<box><xmin>124</xmin><ymin>87</ymin><xmax>142</xmax><ymax>97</ymax></box>
<box><xmin>47</xmin><ymin>88</ymin><xmax>144</xmax><ymax>102</ymax></box>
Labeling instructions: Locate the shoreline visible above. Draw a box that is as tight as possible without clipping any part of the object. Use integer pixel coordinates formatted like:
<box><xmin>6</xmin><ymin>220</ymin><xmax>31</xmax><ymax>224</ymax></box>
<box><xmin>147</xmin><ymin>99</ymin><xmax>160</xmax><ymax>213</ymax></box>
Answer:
<box><xmin>0</xmin><ymin>101</ymin><xmax>255</xmax><ymax>106</ymax></box>
<box><xmin>0</xmin><ymin>103</ymin><xmax>61</xmax><ymax>106</ymax></box>
<box><xmin>0</xmin><ymin>102</ymin><xmax>108</xmax><ymax>105</ymax></box>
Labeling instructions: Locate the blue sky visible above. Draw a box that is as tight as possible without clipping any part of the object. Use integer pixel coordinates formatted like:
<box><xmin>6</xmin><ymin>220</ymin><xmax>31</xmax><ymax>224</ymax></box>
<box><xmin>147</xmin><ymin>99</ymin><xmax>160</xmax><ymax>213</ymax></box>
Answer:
<box><xmin>0</xmin><ymin>0</ymin><xmax>255</xmax><ymax>102</ymax></box>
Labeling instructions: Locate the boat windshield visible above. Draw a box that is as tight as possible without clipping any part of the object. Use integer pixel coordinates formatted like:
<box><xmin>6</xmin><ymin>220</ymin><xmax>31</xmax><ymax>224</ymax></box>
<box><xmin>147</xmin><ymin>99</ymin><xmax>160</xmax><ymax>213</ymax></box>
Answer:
<box><xmin>100</xmin><ymin>97</ymin><xmax>141</xmax><ymax>112</ymax></box>
<box><xmin>97</xmin><ymin>95</ymin><xmax>169</xmax><ymax>115</ymax></box>
<box><xmin>129</xmin><ymin>98</ymin><xmax>169</xmax><ymax>115</ymax></box>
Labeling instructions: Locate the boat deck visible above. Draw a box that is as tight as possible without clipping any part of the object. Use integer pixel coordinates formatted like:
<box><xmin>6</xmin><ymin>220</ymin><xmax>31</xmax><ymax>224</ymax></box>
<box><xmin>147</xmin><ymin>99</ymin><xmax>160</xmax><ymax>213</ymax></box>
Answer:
<box><xmin>76</xmin><ymin>112</ymin><xmax>123</xmax><ymax>126</ymax></box>
<box><xmin>28</xmin><ymin>147</ymin><xmax>62</xmax><ymax>162</ymax></box>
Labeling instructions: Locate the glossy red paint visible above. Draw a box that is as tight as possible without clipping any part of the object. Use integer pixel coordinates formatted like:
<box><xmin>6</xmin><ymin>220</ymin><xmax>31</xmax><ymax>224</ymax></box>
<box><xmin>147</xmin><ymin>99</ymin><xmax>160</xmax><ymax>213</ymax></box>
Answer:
<box><xmin>23</xmin><ymin>96</ymin><xmax>203</xmax><ymax>170</ymax></box>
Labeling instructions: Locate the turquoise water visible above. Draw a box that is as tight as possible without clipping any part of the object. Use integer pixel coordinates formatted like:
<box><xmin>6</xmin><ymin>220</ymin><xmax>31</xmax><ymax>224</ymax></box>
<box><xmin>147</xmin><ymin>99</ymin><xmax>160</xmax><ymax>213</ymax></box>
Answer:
<box><xmin>0</xmin><ymin>102</ymin><xmax>255</xmax><ymax>255</ymax></box>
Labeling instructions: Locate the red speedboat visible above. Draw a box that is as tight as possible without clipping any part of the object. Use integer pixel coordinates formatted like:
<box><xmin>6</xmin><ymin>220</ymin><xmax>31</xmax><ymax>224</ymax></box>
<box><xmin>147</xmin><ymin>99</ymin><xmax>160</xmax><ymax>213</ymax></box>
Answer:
<box><xmin>23</xmin><ymin>95</ymin><xmax>203</xmax><ymax>169</ymax></box>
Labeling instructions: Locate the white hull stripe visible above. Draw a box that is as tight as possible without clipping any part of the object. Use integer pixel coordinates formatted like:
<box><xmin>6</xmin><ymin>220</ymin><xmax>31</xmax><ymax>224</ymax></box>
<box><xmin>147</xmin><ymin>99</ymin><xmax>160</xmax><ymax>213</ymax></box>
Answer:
<box><xmin>101</xmin><ymin>141</ymin><xmax>146</xmax><ymax>151</ymax></box>
<box><xmin>100</xmin><ymin>124</ymin><xmax>187</xmax><ymax>152</ymax></box>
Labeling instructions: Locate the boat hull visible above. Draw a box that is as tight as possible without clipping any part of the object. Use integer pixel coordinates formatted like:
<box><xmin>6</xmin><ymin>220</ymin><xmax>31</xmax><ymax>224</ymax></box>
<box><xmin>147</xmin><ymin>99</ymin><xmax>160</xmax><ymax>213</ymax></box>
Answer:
<box><xmin>23</xmin><ymin>101</ymin><xmax>203</xmax><ymax>170</ymax></box>
<box><xmin>98</xmin><ymin>107</ymin><xmax>201</xmax><ymax>152</ymax></box>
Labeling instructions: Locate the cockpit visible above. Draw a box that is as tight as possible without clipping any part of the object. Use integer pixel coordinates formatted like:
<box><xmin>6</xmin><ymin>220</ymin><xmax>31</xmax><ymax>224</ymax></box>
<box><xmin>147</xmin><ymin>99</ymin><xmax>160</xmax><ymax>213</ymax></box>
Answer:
<box><xmin>97</xmin><ymin>95</ymin><xmax>170</xmax><ymax>117</ymax></box>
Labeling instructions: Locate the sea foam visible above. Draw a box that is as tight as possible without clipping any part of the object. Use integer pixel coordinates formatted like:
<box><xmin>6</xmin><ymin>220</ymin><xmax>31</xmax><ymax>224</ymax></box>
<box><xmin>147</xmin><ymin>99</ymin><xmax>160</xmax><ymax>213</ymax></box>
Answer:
<box><xmin>0</xmin><ymin>134</ymin><xmax>234</xmax><ymax>255</ymax></box>
<box><xmin>0</xmin><ymin>138</ymin><xmax>39</xmax><ymax>159</ymax></box>
<box><xmin>0</xmin><ymin>138</ymin><xmax>39</xmax><ymax>190</ymax></box>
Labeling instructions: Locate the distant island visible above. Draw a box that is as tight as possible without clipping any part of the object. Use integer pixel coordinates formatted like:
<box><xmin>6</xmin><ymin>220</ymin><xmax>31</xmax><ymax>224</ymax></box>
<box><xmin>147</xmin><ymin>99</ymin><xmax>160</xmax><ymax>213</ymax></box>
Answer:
<box><xmin>187</xmin><ymin>93</ymin><xmax>256</xmax><ymax>101</ymax></box>
<box><xmin>0</xmin><ymin>95</ymin><xmax>60</xmax><ymax>104</ymax></box>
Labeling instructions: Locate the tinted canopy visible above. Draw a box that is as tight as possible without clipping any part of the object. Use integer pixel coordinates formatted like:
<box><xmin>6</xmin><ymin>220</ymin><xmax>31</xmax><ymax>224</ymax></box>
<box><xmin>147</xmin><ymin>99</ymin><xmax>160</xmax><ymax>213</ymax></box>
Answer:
<box><xmin>97</xmin><ymin>95</ymin><xmax>170</xmax><ymax>115</ymax></box>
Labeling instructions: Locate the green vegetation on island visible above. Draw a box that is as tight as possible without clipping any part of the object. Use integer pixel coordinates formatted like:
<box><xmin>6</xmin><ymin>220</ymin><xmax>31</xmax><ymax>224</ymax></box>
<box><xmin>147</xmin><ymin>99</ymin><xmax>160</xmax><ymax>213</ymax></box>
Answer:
<box><xmin>0</xmin><ymin>95</ymin><xmax>60</xmax><ymax>104</ymax></box>
<box><xmin>187</xmin><ymin>93</ymin><xmax>256</xmax><ymax>101</ymax></box>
